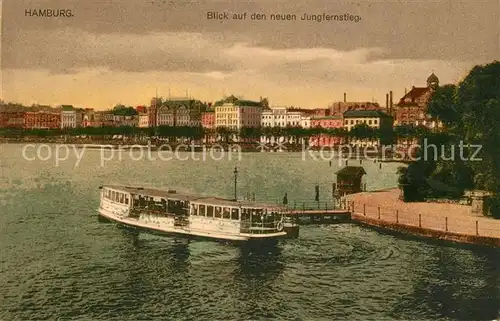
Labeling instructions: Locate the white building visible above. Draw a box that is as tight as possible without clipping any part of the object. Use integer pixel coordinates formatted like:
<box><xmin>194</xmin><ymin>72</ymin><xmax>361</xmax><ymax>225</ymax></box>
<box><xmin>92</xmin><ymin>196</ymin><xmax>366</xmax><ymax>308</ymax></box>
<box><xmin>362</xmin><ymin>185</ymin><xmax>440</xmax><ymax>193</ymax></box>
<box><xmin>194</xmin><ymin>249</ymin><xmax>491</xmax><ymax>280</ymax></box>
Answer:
<box><xmin>138</xmin><ymin>114</ymin><xmax>149</xmax><ymax>128</ymax></box>
<box><xmin>300</xmin><ymin>116</ymin><xmax>311</xmax><ymax>128</ymax></box>
<box><xmin>261</xmin><ymin>107</ymin><xmax>303</xmax><ymax>127</ymax></box>
<box><xmin>214</xmin><ymin>95</ymin><xmax>262</xmax><ymax>130</ymax></box>
<box><xmin>343</xmin><ymin>110</ymin><xmax>393</xmax><ymax>131</ymax></box>
<box><xmin>61</xmin><ymin>110</ymin><xmax>82</xmax><ymax>128</ymax></box>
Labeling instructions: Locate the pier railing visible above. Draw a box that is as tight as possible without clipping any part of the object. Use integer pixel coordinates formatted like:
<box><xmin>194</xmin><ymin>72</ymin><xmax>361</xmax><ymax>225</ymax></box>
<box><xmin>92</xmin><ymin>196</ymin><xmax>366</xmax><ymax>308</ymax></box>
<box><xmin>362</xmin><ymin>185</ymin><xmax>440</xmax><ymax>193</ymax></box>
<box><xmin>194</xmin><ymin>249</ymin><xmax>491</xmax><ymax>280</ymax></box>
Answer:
<box><xmin>347</xmin><ymin>201</ymin><xmax>500</xmax><ymax>239</ymax></box>
<box><xmin>284</xmin><ymin>200</ymin><xmax>338</xmax><ymax>211</ymax></box>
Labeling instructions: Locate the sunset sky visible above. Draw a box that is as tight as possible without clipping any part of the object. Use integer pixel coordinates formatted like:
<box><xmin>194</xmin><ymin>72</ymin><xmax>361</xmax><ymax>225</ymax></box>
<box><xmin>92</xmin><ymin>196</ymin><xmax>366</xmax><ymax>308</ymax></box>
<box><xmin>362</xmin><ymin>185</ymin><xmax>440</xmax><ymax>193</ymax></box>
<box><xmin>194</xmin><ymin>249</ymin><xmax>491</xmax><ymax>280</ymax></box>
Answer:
<box><xmin>1</xmin><ymin>0</ymin><xmax>499</xmax><ymax>110</ymax></box>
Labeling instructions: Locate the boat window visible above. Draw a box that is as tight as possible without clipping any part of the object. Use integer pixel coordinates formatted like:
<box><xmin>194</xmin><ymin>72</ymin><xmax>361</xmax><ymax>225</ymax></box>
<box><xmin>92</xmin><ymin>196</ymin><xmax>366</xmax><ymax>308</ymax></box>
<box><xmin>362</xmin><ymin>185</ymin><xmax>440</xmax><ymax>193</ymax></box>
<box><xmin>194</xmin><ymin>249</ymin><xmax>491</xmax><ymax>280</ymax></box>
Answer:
<box><xmin>138</xmin><ymin>195</ymin><xmax>145</xmax><ymax>207</ymax></box>
<box><xmin>161</xmin><ymin>198</ymin><xmax>167</xmax><ymax>212</ymax></box>
<box><xmin>167</xmin><ymin>199</ymin><xmax>174</xmax><ymax>212</ymax></box>
<box><xmin>153</xmin><ymin>199</ymin><xmax>161</xmax><ymax>212</ymax></box>
<box><xmin>120</xmin><ymin>193</ymin><xmax>125</xmax><ymax>203</ymax></box>
<box><xmin>215</xmin><ymin>206</ymin><xmax>222</xmax><ymax>218</ymax></box>
<box><xmin>241</xmin><ymin>208</ymin><xmax>251</xmax><ymax>221</ymax></box>
<box><xmin>222</xmin><ymin>207</ymin><xmax>230</xmax><ymax>219</ymax></box>
<box><xmin>111</xmin><ymin>191</ymin><xmax>116</xmax><ymax>201</ymax></box>
<box><xmin>125</xmin><ymin>195</ymin><xmax>129</xmax><ymax>205</ymax></box>
<box><xmin>199</xmin><ymin>204</ymin><xmax>206</xmax><ymax>217</ymax></box>
<box><xmin>191</xmin><ymin>204</ymin><xmax>198</xmax><ymax>215</ymax></box>
<box><xmin>252</xmin><ymin>209</ymin><xmax>263</xmax><ymax>223</ymax></box>
<box><xmin>231</xmin><ymin>208</ymin><xmax>239</xmax><ymax>220</ymax></box>
<box><xmin>207</xmin><ymin>205</ymin><xmax>214</xmax><ymax>217</ymax></box>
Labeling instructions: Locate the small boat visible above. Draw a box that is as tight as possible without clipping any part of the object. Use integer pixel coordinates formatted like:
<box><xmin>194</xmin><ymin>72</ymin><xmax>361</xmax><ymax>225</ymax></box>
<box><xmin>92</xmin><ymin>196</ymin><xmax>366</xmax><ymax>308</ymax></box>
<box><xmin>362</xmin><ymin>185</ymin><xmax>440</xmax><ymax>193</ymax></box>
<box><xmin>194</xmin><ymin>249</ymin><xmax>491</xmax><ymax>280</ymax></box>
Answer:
<box><xmin>98</xmin><ymin>185</ymin><xmax>290</xmax><ymax>242</ymax></box>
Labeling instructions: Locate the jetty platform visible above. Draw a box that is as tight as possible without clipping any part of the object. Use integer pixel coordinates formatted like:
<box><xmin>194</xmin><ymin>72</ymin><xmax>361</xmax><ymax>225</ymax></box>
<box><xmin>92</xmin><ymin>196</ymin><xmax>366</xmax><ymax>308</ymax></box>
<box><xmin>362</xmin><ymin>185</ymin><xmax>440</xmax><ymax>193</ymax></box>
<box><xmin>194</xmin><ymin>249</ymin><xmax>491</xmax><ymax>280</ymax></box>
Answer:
<box><xmin>284</xmin><ymin>209</ymin><xmax>351</xmax><ymax>224</ymax></box>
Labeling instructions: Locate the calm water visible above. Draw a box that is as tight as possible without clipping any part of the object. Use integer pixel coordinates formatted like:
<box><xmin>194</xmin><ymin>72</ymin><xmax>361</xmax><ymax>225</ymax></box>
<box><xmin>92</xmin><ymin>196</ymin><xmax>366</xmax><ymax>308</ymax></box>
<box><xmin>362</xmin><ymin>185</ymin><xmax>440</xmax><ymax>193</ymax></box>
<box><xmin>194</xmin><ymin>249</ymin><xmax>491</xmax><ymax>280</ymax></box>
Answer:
<box><xmin>0</xmin><ymin>144</ymin><xmax>499</xmax><ymax>320</ymax></box>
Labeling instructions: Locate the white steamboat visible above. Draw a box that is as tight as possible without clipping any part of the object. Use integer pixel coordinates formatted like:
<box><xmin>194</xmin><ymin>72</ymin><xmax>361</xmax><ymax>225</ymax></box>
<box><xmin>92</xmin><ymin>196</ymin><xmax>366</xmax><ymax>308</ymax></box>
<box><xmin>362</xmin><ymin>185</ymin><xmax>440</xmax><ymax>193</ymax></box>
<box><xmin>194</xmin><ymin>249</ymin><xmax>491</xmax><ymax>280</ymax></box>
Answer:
<box><xmin>98</xmin><ymin>185</ymin><xmax>289</xmax><ymax>242</ymax></box>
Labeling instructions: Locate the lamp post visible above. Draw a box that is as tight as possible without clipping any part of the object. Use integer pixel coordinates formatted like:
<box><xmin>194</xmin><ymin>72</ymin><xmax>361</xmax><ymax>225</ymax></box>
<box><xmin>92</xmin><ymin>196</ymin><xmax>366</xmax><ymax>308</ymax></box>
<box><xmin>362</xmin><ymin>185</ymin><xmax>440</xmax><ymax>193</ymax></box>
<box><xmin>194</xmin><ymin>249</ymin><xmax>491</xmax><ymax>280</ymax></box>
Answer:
<box><xmin>233</xmin><ymin>167</ymin><xmax>238</xmax><ymax>201</ymax></box>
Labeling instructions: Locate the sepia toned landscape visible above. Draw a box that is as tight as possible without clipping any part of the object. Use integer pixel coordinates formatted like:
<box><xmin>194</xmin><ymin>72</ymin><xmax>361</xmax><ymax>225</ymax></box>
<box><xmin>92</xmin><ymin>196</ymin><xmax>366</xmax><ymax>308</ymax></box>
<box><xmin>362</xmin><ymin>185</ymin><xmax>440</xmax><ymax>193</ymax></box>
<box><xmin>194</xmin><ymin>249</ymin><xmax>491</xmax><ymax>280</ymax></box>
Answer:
<box><xmin>1</xmin><ymin>1</ymin><xmax>500</xmax><ymax>320</ymax></box>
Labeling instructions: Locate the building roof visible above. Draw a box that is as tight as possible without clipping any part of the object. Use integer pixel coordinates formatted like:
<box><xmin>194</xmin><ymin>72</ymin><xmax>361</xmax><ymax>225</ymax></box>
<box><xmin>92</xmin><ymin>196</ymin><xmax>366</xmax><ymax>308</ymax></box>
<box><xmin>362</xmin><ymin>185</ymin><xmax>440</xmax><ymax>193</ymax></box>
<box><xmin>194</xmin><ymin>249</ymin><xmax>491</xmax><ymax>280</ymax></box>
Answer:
<box><xmin>335</xmin><ymin>166</ymin><xmax>367</xmax><ymax>177</ymax></box>
<box><xmin>343</xmin><ymin>110</ymin><xmax>391</xmax><ymax>118</ymax></box>
<box><xmin>397</xmin><ymin>87</ymin><xmax>431</xmax><ymax>105</ymax></box>
<box><xmin>427</xmin><ymin>73</ymin><xmax>439</xmax><ymax>83</ymax></box>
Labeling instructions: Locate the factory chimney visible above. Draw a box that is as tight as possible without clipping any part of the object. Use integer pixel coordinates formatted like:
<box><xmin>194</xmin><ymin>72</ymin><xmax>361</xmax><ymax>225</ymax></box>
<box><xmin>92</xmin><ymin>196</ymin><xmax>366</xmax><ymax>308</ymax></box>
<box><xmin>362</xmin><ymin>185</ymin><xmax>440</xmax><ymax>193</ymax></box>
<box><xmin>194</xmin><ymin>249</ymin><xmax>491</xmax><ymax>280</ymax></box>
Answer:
<box><xmin>343</xmin><ymin>92</ymin><xmax>346</xmax><ymax>103</ymax></box>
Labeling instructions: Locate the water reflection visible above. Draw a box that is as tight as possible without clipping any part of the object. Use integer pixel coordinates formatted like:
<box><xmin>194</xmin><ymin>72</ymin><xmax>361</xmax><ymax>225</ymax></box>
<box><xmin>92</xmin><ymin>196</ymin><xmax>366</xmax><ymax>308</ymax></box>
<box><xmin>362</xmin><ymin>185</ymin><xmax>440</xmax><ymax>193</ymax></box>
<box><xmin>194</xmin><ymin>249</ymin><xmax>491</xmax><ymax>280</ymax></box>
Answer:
<box><xmin>231</xmin><ymin>243</ymin><xmax>286</xmax><ymax>319</ymax></box>
<box><xmin>393</xmin><ymin>246</ymin><xmax>500</xmax><ymax>320</ymax></box>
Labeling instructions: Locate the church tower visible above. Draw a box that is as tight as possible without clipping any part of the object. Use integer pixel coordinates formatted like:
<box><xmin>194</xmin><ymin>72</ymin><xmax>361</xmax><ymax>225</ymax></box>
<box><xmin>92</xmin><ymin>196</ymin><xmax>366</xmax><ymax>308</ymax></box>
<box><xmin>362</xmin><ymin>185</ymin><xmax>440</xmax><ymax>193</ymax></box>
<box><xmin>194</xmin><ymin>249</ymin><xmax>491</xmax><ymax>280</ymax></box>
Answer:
<box><xmin>427</xmin><ymin>73</ymin><xmax>439</xmax><ymax>90</ymax></box>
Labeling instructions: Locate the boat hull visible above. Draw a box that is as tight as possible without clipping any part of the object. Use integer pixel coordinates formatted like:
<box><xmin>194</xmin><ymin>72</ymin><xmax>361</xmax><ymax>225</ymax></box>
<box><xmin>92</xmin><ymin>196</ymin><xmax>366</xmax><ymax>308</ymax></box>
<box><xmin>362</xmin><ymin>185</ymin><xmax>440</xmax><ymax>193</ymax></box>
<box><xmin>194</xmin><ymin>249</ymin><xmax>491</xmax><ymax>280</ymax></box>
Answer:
<box><xmin>98</xmin><ymin>207</ymin><xmax>286</xmax><ymax>244</ymax></box>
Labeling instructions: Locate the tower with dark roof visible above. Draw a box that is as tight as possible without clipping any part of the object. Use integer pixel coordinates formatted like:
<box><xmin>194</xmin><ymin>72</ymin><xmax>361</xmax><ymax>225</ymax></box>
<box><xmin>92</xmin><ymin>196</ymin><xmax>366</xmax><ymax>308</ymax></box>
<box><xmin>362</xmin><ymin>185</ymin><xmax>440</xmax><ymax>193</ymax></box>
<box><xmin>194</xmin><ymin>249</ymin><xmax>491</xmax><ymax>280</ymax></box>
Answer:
<box><xmin>427</xmin><ymin>73</ymin><xmax>439</xmax><ymax>89</ymax></box>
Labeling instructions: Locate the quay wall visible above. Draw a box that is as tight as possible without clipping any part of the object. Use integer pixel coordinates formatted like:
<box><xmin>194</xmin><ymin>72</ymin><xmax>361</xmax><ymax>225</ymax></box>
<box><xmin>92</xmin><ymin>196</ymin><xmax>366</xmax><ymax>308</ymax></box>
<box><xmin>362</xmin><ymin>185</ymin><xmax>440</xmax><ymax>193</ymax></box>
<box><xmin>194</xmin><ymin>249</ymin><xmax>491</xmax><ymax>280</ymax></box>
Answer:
<box><xmin>351</xmin><ymin>212</ymin><xmax>500</xmax><ymax>247</ymax></box>
<box><xmin>344</xmin><ymin>189</ymin><xmax>500</xmax><ymax>247</ymax></box>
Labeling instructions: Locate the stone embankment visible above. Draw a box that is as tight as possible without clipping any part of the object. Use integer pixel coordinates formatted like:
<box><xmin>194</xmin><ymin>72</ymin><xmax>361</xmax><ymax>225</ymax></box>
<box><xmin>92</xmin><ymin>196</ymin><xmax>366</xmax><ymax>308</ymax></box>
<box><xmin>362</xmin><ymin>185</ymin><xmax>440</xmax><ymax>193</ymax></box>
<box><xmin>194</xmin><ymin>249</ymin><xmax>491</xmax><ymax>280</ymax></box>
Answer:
<box><xmin>344</xmin><ymin>189</ymin><xmax>500</xmax><ymax>247</ymax></box>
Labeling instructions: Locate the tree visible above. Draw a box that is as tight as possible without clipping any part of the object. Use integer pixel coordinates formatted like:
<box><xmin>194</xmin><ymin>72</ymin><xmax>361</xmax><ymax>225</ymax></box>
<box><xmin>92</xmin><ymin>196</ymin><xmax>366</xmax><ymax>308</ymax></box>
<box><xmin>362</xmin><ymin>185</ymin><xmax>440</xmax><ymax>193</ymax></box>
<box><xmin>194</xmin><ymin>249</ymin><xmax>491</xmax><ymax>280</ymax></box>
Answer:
<box><xmin>427</xmin><ymin>84</ymin><xmax>459</xmax><ymax>127</ymax></box>
<box><xmin>112</xmin><ymin>105</ymin><xmax>138</xmax><ymax>116</ymax></box>
<box><xmin>398</xmin><ymin>60</ymin><xmax>500</xmax><ymax>212</ymax></box>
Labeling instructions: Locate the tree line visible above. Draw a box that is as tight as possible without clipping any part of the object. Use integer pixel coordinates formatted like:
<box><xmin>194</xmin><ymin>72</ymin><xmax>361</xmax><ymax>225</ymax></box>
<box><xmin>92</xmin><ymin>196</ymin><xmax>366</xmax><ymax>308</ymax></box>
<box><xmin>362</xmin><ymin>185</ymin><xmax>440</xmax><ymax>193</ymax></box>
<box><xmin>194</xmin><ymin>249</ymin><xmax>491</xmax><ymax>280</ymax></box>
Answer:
<box><xmin>397</xmin><ymin>60</ymin><xmax>500</xmax><ymax>217</ymax></box>
<box><xmin>0</xmin><ymin>123</ymin><xmax>431</xmax><ymax>143</ymax></box>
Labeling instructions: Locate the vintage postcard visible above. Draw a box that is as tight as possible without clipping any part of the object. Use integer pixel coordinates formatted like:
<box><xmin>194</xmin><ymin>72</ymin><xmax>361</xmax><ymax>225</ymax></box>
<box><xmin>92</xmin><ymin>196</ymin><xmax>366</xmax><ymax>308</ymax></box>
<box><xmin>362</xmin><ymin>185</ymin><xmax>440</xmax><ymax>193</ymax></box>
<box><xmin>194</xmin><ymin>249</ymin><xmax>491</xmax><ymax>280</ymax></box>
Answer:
<box><xmin>1</xmin><ymin>0</ymin><xmax>500</xmax><ymax>320</ymax></box>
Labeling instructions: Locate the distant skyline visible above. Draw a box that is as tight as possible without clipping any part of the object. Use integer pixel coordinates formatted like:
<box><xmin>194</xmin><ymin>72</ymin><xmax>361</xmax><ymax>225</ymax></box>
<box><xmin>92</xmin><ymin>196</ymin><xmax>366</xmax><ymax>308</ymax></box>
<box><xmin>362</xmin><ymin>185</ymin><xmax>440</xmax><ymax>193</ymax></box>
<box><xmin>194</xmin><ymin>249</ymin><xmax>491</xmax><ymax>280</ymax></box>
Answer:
<box><xmin>1</xmin><ymin>0</ymin><xmax>499</xmax><ymax>109</ymax></box>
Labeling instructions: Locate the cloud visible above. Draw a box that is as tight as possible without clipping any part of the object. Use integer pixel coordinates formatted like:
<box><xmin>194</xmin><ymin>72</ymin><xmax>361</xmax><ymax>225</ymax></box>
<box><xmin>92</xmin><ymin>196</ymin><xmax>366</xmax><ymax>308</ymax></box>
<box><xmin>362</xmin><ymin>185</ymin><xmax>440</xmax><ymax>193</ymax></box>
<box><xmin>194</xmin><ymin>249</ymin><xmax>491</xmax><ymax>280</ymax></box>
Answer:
<box><xmin>3</xmin><ymin>0</ymin><xmax>498</xmax><ymax>62</ymax></box>
<box><xmin>2</xmin><ymin>27</ymin><xmax>476</xmax><ymax>93</ymax></box>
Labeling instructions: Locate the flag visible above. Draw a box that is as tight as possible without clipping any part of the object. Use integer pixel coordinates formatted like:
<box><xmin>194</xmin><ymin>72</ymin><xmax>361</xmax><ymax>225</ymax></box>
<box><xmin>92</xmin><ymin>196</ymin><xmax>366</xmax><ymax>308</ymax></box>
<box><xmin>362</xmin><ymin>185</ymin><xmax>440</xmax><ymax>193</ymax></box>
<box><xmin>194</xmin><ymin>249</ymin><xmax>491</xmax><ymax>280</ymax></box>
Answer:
<box><xmin>283</xmin><ymin>193</ymin><xmax>288</xmax><ymax>205</ymax></box>
<box><xmin>315</xmin><ymin>185</ymin><xmax>319</xmax><ymax>202</ymax></box>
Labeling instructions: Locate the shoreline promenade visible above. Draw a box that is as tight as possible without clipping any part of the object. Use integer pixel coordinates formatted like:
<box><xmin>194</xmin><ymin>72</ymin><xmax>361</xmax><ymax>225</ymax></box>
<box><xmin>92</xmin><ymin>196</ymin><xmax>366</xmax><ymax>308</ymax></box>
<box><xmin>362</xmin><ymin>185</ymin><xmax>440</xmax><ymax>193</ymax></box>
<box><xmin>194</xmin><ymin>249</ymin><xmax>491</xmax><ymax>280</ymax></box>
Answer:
<box><xmin>344</xmin><ymin>189</ymin><xmax>500</xmax><ymax>247</ymax></box>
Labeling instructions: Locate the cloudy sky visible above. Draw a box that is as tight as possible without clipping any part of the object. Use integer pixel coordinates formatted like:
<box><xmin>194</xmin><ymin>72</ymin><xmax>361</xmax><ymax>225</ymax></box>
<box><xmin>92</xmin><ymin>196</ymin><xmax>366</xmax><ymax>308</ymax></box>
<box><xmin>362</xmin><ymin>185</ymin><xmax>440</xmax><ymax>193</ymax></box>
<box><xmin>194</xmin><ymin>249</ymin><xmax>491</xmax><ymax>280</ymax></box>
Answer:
<box><xmin>1</xmin><ymin>0</ymin><xmax>499</xmax><ymax>110</ymax></box>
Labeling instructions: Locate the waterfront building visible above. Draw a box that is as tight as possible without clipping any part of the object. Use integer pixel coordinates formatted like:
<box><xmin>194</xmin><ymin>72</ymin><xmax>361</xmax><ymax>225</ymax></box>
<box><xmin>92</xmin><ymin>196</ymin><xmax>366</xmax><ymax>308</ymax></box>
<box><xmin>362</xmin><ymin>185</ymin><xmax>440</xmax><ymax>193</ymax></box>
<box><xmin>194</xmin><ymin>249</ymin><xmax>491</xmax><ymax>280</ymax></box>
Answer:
<box><xmin>343</xmin><ymin>110</ymin><xmax>393</xmax><ymax>132</ymax></box>
<box><xmin>309</xmin><ymin>108</ymin><xmax>330</xmax><ymax>117</ymax></box>
<box><xmin>343</xmin><ymin>110</ymin><xmax>393</xmax><ymax>146</ymax></box>
<box><xmin>201</xmin><ymin>110</ymin><xmax>215</xmax><ymax>129</ymax></box>
<box><xmin>309</xmin><ymin>116</ymin><xmax>344</xmax><ymax>146</ymax></box>
<box><xmin>0</xmin><ymin>111</ymin><xmax>25</xmax><ymax>128</ymax></box>
<box><xmin>82</xmin><ymin>109</ymin><xmax>95</xmax><ymax>127</ymax></box>
<box><xmin>328</xmin><ymin>92</ymin><xmax>384</xmax><ymax>116</ymax></box>
<box><xmin>121</xmin><ymin>115</ymin><xmax>138</xmax><ymax>127</ymax></box>
<box><xmin>394</xmin><ymin>73</ymin><xmax>442</xmax><ymax>129</ymax></box>
<box><xmin>24</xmin><ymin>111</ymin><xmax>61</xmax><ymax>129</ymax></box>
<box><xmin>148</xmin><ymin>97</ymin><xmax>160</xmax><ymax>128</ymax></box>
<box><xmin>61</xmin><ymin>110</ymin><xmax>83</xmax><ymax>128</ymax></box>
<box><xmin>156</xmin><ymin>98</ymin><xmax>205</xmax><ymax>127</ymax></box>
<box><xmin>138</xmin><ymin>113</ymin><xmax>149</xmax><ymax>128</ymax></box>
<box><xmin>94</xmin><ymin>111</ymin><xmax>114</xmax><ymax>127</ymax></box>
<box><xmin>214</xmin><ymin>95</ymin><xmax>263</xmax><ymax>130</ymax></box>
<box><xmin>300</xmin><ymin>115</ymin><xmax>311</xmax><ymax>128</ymax></box>
<box><xmin>261</xmin><ymin>107</ymin><xmax>303</xmax><ymax>127</ymax></box>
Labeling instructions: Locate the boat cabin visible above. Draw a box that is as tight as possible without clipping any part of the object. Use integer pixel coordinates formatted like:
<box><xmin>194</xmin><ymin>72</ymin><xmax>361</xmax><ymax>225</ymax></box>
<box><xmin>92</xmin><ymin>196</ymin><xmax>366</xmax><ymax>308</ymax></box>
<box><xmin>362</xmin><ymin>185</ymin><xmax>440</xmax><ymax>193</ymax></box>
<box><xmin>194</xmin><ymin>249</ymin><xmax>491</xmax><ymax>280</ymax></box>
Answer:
<box><xmin>189</xmin><ymin>198</ymin><xmax>285</xmax><ymax>234</ymax></box>
<box><xmin>334</xmin><ymin>166</ymin><xmax>367</xmax><ymax>197</ymax></box>
<box><xmin>101</xmin><ymin>186</ymin><xmax>131</xmax><ymax>206</ymax></box>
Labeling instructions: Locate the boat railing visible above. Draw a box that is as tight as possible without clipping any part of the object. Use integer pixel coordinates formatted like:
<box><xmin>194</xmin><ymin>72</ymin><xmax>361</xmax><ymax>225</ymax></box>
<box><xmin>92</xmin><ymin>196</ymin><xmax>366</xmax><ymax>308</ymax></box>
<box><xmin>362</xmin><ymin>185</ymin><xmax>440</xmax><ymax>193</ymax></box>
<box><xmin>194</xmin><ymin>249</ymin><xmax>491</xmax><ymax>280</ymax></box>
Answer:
<box><xmin>240</xmin><ymin>220</ymin><xmax>283</xmax><ymax>234</ymax></box>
